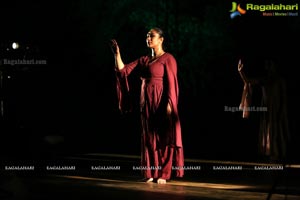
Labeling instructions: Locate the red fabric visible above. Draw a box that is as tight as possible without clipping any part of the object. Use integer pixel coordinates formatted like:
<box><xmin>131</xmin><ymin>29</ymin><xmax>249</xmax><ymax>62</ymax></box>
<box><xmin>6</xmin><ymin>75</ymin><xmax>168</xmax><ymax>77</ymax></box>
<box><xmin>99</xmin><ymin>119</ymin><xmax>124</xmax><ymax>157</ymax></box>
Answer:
<box><xmin>116</xmin><ymin>53</ymin><xmax>184</xmax><ymax>179</ymax></box>
<box><xmin>115</xmin><ymin>72</ymin><xmax>130</xmax><ymax>113</ymax></box>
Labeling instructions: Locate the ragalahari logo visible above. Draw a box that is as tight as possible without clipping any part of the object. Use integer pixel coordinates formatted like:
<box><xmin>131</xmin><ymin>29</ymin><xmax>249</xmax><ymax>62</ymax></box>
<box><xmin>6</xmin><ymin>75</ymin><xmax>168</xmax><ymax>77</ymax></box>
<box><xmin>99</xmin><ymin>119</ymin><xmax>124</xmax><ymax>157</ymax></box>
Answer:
<box><xmin>230</xmin><ymin>2</ymin><xmax>246</xmax><ymax>19</ymax></box>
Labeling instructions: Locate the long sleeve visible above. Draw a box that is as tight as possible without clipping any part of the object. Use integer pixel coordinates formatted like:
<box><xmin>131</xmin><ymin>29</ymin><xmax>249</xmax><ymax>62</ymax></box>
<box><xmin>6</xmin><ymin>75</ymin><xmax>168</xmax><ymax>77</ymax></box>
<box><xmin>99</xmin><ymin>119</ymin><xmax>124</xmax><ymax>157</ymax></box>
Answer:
<box><xmin>239</xmin><ymin>82</ymin><xmax>252</xmax><ymax>118</ymax></box>
<box><xmin>115</xmin><ymin>59</ymin><xmax>140</xmax><ymax>113</ymax></box>
<box><xmin>164</xmin><ymin>55</ymin><xmax>182</xmax><ymax>147</ymax></box>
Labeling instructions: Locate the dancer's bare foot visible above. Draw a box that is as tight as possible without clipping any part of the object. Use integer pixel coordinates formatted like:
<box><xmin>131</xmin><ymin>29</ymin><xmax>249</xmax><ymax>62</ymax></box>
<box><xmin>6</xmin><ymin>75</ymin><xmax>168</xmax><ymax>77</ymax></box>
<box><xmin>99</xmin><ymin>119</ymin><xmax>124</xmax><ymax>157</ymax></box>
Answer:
<box><xmin>145</xmin><ymin>178</ymin><xmax>154</xmax><ymax>183</ymax></box>
<box><xmin>157</xmin><ymin>178</ymin><xmax>166</xmax><ymax>184</ymax></box>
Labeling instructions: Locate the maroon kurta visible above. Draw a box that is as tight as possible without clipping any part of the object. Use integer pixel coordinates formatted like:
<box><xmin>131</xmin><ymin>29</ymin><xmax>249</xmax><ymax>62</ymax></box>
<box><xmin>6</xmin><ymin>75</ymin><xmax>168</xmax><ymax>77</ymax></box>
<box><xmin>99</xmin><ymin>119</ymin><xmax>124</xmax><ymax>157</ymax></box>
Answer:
<box><xmin>258</xmin><ymin>76</ymin><xmax>290</xmax><ymax>161</ymax></box>
<box><xmin>116</xmin><ymin>53</ymin><xmax>184</xmax><ymax>179</ymax></box>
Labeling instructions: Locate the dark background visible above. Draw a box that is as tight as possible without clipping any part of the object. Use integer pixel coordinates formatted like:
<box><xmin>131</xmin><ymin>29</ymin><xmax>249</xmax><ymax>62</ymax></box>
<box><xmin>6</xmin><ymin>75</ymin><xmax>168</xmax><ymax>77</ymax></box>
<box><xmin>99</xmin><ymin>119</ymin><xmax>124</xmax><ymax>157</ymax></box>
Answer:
<box><xmin>0</xmin><ymin>0</ymin><xmax>299</xmax><ymax>162</ymax></box>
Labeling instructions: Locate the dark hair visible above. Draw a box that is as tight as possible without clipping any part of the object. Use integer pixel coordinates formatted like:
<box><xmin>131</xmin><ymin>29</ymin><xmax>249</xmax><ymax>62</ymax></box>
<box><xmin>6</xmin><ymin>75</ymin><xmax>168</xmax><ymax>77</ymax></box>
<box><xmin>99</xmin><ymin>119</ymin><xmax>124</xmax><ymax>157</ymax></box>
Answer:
<box><xmin>151</xmin><ymin>27</ymin><xmax>165</xmax><ymax>38</ymax></box>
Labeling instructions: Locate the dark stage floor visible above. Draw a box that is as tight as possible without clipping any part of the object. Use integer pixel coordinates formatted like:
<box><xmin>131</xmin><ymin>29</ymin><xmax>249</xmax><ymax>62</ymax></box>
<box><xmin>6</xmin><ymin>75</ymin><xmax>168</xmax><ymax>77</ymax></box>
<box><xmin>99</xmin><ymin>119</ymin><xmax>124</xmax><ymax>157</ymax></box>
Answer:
<box><xmin>1</xmin><ymin>153</ymin><xmax>300</xmax><ymax>200</ymax></box>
